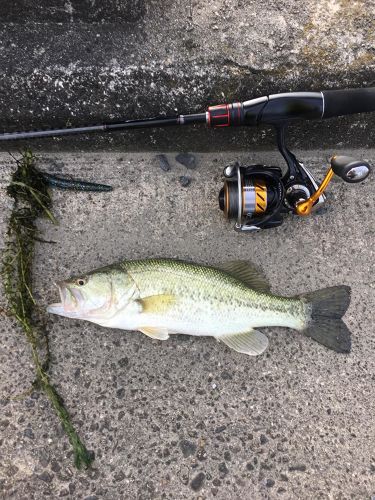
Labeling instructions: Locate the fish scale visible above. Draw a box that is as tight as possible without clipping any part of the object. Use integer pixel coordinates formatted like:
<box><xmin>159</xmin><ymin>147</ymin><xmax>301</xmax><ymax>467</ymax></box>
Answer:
<box><xmin>120</xmin><ymin>260</ymin><xmax>306</xmax><ymax>334</ymax></box>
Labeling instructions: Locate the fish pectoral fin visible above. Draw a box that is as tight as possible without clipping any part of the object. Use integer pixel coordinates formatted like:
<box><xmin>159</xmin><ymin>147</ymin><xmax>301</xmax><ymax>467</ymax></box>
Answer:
<box><xmin>139</xmin><ymin>326</ymin><xmax>170</xmax><ymax>340</ymax></box>
<box><xmin>137</xmin><ymin>294</ymin><xmax>176</xmax><ymax>314</ymax></box>
<box><xmin>137</xmin><ymin>294</ymin><xmax>175</xmax><ymax>340</ymax></box>
<box><xmin>219</xmin><ymin>330</ymin><xmax>269</xmax><ymax>356</ymax></box>
<box><xmin>216</xmin><ymin>261</ymin><xmax>271</xmax><ymax>293</ymax></box>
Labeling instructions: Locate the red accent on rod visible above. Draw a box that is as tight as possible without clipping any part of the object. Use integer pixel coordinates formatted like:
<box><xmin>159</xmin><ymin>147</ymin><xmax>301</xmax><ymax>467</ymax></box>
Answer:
<box><xmin>207</xmin><ymin>104</ymin><xmax>231</xmax><ymax>127</ymax></box>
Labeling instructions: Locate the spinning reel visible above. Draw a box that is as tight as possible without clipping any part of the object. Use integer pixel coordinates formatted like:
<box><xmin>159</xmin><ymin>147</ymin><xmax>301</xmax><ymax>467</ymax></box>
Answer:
<box><xmin>219</xmin><ymin>128</ymin><xmax>371</xmax><ymax>231</ymax></box>
<box><xmin>0</xmin><ymin>86</ymin><xmax>373</xmax><ymax>233</ymax></box>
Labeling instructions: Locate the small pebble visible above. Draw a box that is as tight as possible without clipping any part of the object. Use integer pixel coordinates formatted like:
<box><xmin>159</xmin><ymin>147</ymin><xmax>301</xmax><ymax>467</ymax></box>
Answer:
<box><xmin>155</xmin><ymin>154</ymin><xmax>171</xmax><ymax>172</ymax></box>
<box><xmin>51</xmin><ymin>460</ymin><xmax>61</xmax><ymax>473</ymax></box>
<box><xmin>179</xmin><ymin>439</ymin><xmax>196</xmax><ymax>457</ymax></box>
<box><xmin>118</xmin><ymin>357</ymin><xmax>129</xmax><ymax>368</ymax></box>
<box><xmin>37</xmin><ymin>471</ymin><xmax>53</xmax><ymax>483</ymax></box>
<box><xmin>196</xmin><ymin>448</ymin><xmax>207</xmax><ymax>461</ymax></box>
<box><xmin>176</xmin><ymin>152</ymin><xmax>196</xmax><ymax>169</ymax></box>
<box><xmin>215</xmin><ymin>425</ymin><xmax>226</xmax><ymax>433</ymax></box>
<box><xmin>24</xmin><ymin>427</ymin><xmax>35</xmax><ymax>439</ymax></box>
<box><xmin>190</xmin><ymin>472</ymin><xmax>205</xmax><ymax>491</ymax></box>
<box><xmin>260</xmin><ymin>434</ymin><xmax>268</xmax><ymax>445</ymax></box>
<box><xmin>116</xmin><ymin>388</ymin><xmax>125</xmax><ymax>399</ymax></box>
<box><xmin>114</xmin><ymin>470</ymin><xmax>125</xmax><ymax>482</ymax></box>
<box><xmin>179</xmin><ymin>175</ymin><xmax>191</xmax><ymax>187</ymax></box>
<box><xmin>218</xmin><ymin>462</ymin><xmax>229</xmax><ymax>475</ymax></box>
<box><xmin>289</xmin><ymin>464</ymin><xmax>306</xmax><ymax>472</ymax></box>
<box><xmin>220</xmin><ymin>370</ymin><xmax>232</xmax><ymax>380</ymax></box>
<box><xmin>6</xmin><ymin>465</ymin><xmax>18</xmax><ymax>477</ymax></box>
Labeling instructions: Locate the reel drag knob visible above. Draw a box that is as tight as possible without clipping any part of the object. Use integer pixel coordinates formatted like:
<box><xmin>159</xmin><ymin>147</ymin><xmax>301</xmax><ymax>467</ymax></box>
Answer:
<box><xmin>331</xmin><ymin>155</ymin><xmax>371</xmax><ymax>183</ymax></box>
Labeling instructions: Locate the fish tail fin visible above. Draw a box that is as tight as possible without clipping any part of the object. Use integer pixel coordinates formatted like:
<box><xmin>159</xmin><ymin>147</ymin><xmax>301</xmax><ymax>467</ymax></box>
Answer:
<box><xmin>299</xmin><ymin>285</ymin><xmax>352</xmax><ymax>353</ymax></box>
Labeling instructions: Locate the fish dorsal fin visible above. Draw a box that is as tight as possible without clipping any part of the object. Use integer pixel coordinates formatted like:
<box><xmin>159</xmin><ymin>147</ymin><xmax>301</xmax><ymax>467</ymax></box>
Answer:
<box><xmin>137</xmin><ymin>294</ymin><xmax>176</xmax><ymax>314</ymax></box>
<box><xmin>139</xmin><ymin>326</ymin><xmax>169</xmax><ymax>340</ymax></box>
<box><xmin>216</xmin><ymin>261</ymin><xmax>270</xmax><ymax>293</ymax></box>
<box><xmin>219</xmin><ymin>330</ymin><xmax>269</xmax><ymax>356</ymax></box>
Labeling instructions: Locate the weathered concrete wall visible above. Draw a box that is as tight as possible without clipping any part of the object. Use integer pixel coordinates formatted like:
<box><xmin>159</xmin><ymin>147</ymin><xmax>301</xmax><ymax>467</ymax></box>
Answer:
<box><xmin>0</xmin><ymin>0</ymin><xmax>374</xmax><ymax>150</ymax></box>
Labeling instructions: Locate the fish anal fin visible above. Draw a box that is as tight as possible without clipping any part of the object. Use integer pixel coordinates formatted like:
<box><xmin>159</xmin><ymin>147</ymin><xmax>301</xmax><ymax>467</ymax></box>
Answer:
<box><xmin>219</xmin><ymin>330</ymin><xmax>269</xmax><ymax>356</ymax></box>
<box><xmin>138</xmin><ymin>294</ymin><xmax>176</xmax><ymax>314</ymax></box>
<box><xmin>139</xmin><ymin>326</ymin><xmax>170</xmax><ymax>340</ymax></box>
<box><xmin>216</xmin><ymin>261</ymin><xmax>270</xmax><ymax>293</ymax></box>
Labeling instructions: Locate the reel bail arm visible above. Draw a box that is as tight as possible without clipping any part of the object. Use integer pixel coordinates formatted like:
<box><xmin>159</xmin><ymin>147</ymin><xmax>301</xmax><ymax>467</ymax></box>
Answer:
<box><xmin>275</xmin><ymin>125</ymin><xmax>326</xmax><ymax>210</ymax></box>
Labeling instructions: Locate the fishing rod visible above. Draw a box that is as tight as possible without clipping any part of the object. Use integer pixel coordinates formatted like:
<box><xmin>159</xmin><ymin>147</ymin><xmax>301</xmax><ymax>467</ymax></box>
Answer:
<box><xmin>1</xmin><ymin>87</ymin><xmax>373</xmax><ymax>231</ymax></box>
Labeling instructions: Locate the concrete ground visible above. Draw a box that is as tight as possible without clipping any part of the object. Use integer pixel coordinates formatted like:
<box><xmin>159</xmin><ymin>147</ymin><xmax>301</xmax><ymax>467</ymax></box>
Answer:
<box><xmin>0</xmin><ymin>150</ymin><xmax>374</xmax><ymax>499</ymax></box>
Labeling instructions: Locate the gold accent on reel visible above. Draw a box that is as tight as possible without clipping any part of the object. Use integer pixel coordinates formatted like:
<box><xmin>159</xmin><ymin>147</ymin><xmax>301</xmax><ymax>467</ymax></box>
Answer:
<box><xmin>254</xmin><ymin>179</ymin><xmax>267</xmax><ymax>214</ymax></box>
<box><xmin>295</xmin><ymin>167</ymin><xmax>334</xmax><ymax>216</ymax></box>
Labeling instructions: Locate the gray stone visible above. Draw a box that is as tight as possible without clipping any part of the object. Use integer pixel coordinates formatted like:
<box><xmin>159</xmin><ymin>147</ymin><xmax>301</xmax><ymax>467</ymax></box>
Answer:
<box><xmin>260</xmin><ymin>434</ymin><xmax>268</xmax><ymax>445</ymax></box>
<box><xmin>155</xmin><ymin>154</ymin><xmax>171</xmax><ymax>172</ymax></box>
<box><xmin>23</xmin><ymin>427</ymin><xmax>35</xmax><ymax>439</ymax></box>
<box><xmin>116</xmin><ymin>388</ymin><xmax>125</xmax><ymax>399</ymax></box>
<box><xmin>117</xmin><ymin>357</ymin><xmax>129</xmax><ymax>368</ymax></box>
<box><xmin>289</xmin><ymin>464</ymin><xmax>307</xmax><ymax>472</ymax></box>
<box><xmin>176</xmin><ymin>153</ymin><xmax>197</xmax><ymax>169</ymax></box>
<box><xmin>190</xmin><ymin>472</ymin><xmax>205</xmax><ymax>492</ymax></box>
<box><xmin>179</xmin><ymin>175</ymin><xmax>191</xmax><ymax>187</ymax></box>
<box><xmin>37</xmin><ymin>471</ymin><xmax>53</xmax><ymax>483</ymax></box>
<box><xmin>179</xmin><ymin>439</ymin><xmax>196</xmax><ymax>458</ymax></box>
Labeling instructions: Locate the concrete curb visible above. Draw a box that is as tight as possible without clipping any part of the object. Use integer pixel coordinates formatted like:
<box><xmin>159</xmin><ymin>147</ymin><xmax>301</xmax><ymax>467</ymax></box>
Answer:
<box><xmin>0</xmin><ymin>1</ymin><xmax>374</xmax><ymax>150</ymax></box>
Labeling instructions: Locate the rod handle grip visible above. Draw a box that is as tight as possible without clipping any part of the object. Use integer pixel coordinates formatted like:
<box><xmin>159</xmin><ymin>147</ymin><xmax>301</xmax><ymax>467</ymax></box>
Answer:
<box><xmin>322</xmin><ymin>87</ymin><xmax>375</xmax><ymax>118</ymax></box>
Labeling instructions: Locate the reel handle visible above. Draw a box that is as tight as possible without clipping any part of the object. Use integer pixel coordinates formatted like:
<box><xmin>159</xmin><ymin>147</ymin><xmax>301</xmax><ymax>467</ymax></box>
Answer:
<box><xmin>330</xmin><ymin>155</ymin><xmax>371</xmax><ymax>183</ymax></box>
<box><xmin>295</xmin><ymin>155</ymin><xmax>371</xmax><ymax>216</ymax></box>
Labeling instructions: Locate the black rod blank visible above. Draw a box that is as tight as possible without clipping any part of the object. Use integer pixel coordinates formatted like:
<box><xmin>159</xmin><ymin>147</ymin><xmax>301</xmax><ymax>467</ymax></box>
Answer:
<box><xmin>0</xmin><ymin>113</ymin><xmax>207</xmax><ymax>141</ymax></box>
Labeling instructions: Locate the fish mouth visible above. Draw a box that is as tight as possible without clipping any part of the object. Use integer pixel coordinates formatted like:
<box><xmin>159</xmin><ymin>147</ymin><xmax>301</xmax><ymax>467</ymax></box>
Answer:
<box><xmin>47</xmin><ymin>282</ymin><xmax>84</xmax><ymax>317</ymax></box>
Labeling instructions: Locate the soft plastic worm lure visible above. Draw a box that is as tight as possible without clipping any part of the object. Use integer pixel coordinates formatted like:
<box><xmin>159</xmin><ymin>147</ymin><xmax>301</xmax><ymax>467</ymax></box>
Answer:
<box><xmin>42</xmin><ymin>172</ymin><xmax>113</xmax><ymax>192</ymax></box>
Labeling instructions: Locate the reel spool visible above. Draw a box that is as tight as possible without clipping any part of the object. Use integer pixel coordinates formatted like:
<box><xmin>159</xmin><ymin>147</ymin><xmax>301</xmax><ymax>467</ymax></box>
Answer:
<box><xmin>219</xmin><ymin>164</ymin><xmax>285</xmax><ymax>231</ymax></box>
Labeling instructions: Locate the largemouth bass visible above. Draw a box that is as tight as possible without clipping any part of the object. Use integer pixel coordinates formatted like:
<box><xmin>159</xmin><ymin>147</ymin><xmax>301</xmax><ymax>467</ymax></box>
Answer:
<box><xmin>47</xmin><ymin>259</ymin><xmax>351</xmax><ymax>355</ymax></box>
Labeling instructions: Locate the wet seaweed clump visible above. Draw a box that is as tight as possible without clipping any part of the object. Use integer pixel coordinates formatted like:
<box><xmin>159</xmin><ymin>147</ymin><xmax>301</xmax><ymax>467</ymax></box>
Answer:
<box><xmin>2</xmin><ymin>150</ymin><xmax>94</xmax><ymax>469</ymax></box>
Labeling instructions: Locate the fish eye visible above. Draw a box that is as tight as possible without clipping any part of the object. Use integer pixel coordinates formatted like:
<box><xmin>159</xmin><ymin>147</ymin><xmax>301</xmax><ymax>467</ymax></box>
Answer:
<box><xmin>75</xmin><ymin>277</ymin><xmax>87</xmax><ymax>286</ymax></box>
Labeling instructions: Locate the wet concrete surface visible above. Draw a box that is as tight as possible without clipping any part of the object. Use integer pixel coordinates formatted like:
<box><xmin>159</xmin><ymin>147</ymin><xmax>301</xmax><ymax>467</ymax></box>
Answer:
<box><xmin>0</xmin><ymin>150</ymin><xmax>374</xmax><ymax>499</ymax></box>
